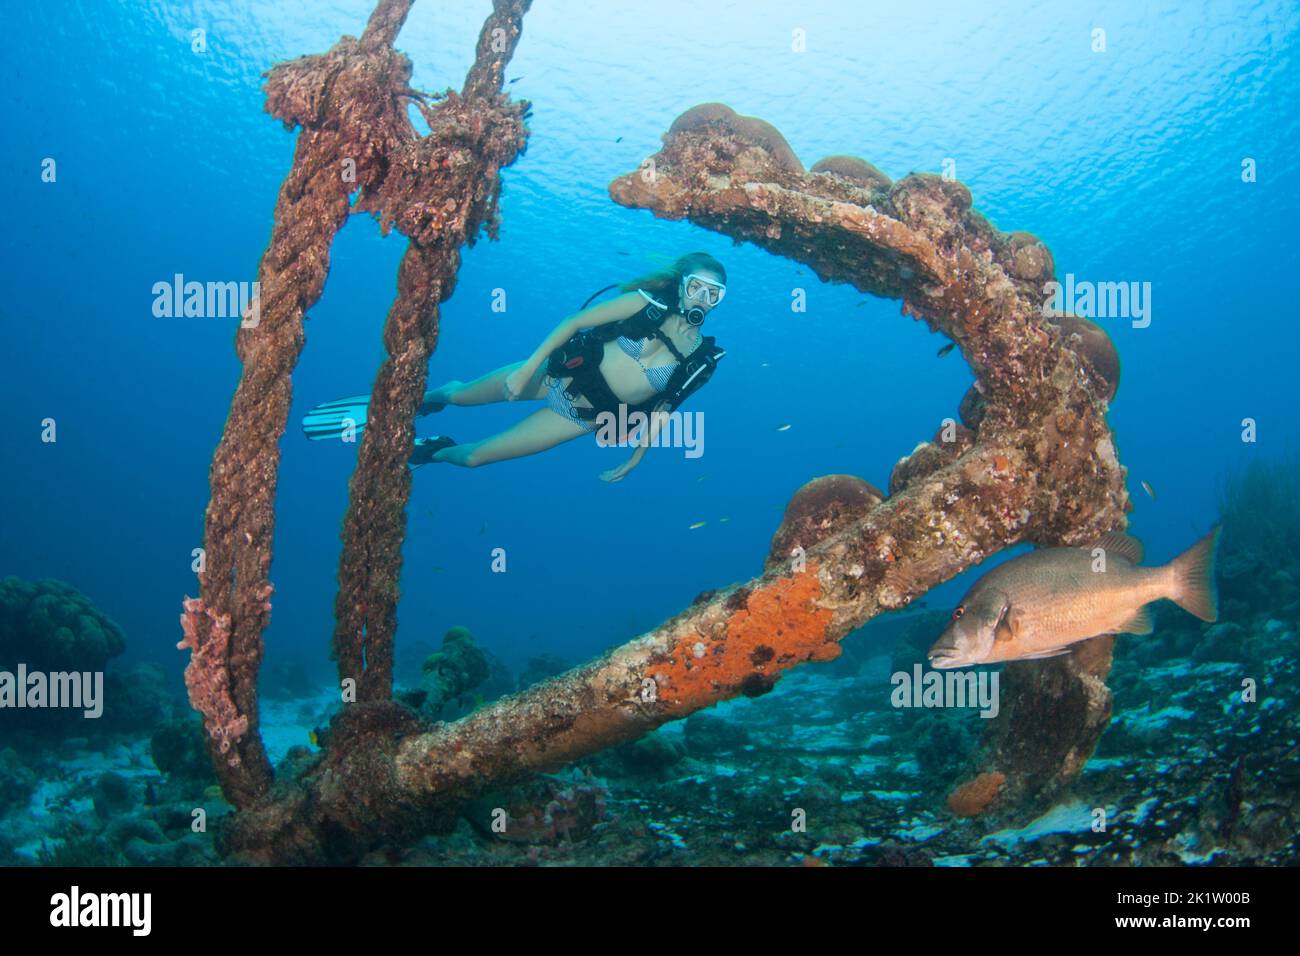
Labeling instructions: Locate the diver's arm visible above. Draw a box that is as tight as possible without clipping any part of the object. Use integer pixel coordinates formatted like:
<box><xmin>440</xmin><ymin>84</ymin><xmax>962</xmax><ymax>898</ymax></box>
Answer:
<box><xmin>506</xmin><ymin>292</ymin><xmax>646</xmax><ymax>399</ymax></box>
<box><xmin>599</xmin><ymin>401</ymin><xmax>670</xmax><ymax>482</ymax></box>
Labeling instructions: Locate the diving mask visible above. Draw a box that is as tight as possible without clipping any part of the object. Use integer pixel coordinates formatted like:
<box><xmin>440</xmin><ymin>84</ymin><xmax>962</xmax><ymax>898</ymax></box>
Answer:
<box><xmin>682</xmin><ymin>273</ymin><xmax>726</xmax><ymax>307</ymax></box>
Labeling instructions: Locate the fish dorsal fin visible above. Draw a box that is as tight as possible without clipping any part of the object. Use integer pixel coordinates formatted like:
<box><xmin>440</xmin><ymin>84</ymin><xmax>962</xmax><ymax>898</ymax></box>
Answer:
<box><xmin>1115</xmin><ymin>606</ymin><xmax>1154</xmax><ymax>635</ymax></box>
<box><xmin>1091</xmin><ymin>531</ymin><xmax>1143</xmax><ymax>565</ymax></box>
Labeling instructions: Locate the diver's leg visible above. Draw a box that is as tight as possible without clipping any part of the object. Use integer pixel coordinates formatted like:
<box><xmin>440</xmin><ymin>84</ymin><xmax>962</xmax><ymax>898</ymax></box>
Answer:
<box><xmin>423</xmin><ymin>361</ymin><xmax>547</xmax><ymax>410</ymax></box>
<box><xmin>435</xmin><ymin>409</ymin><xmax>590</xmax><ymax>467</ymax></box>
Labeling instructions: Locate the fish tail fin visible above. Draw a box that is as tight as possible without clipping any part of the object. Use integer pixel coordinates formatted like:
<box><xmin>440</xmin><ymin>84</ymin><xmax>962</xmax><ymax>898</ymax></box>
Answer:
<box><xmin>1167</xmin><ymin>526</ymin><xmax>1221</xmax><ymax>622</ymax></box>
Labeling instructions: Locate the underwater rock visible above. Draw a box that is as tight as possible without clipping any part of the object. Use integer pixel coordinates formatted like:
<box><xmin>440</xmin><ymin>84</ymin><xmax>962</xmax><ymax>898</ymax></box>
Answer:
<box><xmin>36</xmin><ymin>834</ymin><xmax>126</xmax><ymax>867</ymax></box>
<box><xmin>93</xmin><ymin>771</ymin><xmax>134</xmax><ymax>820</ymax></box>
<box><xmin>121</xmin><ymin>831</ymin><xmax>215</xmax><ymax>867</ymax></box>
<box><xmin>104</xmin><ymin>815</ymin><xmax>166</xmax><ymax>849</ymax></box>
<box><xmin>150</xmin><ymin>719</ymin><xmax>218</xmax><ymax>783</ymax></box>
<box><xmin>101</xmin><ymin>663</ymin><xmax>176</xmax><ymax>733</ymax></box>
<box><xmin>684</xmin><ymin>713</ymin><xmax>751</xmax><ymax>756</ymax></box>
<box><xmin>0</xmin><ymin>576</ymin><xmax>126</xmax><ymax>671</ymax></box>
<box><xmin>871</xmin><ymin>845</ymin><xmax>936</xmax><ymax>867</ymax></box>
<box><xmin>908</xmin><ymin>710</ymin><xmax>979</xmax><ymax>779</ymax></box>
<box><xmin>613</xmin><ymin>733</ymin><xmax>687</xmax><ymax>774</ymax></box>
<box><xmin>1193</xmin><ymin>621</ymin><xmax>1246</xmax><ymax>662</ymax></box>
<box><xmin>462</xmin><ymin>774</ymin><xmax>609</xmax><ymax>845</ymax></box>
<box><xmin>766</xmin><ymin>475</ymin><xmax>885</xmax><ymax>571</ymax></box>
<box><xmin>418</xmin><ymin>625</ymin><xmax>489</xmax><ymax>720</ymax></box>
<box><xmin>0</xmin><ymin>748</ymin><xmax>36</xmax><ymax>816</ymax></box>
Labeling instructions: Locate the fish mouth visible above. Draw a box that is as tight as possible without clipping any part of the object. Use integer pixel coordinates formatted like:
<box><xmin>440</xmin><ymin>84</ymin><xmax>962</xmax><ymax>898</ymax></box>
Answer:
<box><xmin>927</xmin><ymin>650</ymin><xmax>968</xmax><ymax>669</ymax></box>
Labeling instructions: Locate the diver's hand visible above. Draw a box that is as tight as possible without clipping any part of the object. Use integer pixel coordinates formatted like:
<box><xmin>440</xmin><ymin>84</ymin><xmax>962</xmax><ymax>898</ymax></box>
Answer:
<box><xmin>599</xmin><ymin>461</ymin><xmax>636</xmax><ymax>483</ymax></box>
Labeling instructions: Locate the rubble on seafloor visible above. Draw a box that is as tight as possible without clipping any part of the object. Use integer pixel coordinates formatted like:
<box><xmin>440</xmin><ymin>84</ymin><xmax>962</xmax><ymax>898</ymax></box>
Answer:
<box><xmin>384</xmin><ymin>602</ymin><xmax>1300</xmax><ymax>867</ymax></box>
<box><xmin>2</xmin><ymin>599</ymin><xmax>1294</xmax><ymax>867</ymax></box>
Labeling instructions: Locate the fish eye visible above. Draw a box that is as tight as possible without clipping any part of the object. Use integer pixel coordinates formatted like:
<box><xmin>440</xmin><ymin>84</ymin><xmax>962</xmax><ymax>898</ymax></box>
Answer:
<box><xmin>952</xmin><ymin>606</ymin><xmax>965</xmax><ymax>620</ymax></box>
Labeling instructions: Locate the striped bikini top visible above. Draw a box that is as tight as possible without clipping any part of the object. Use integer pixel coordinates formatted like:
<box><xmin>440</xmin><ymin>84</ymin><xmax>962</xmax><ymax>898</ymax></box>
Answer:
<box><xmin>616</xmin><ymin>329</ymin><xmax>703</xmax><ymax>393</ymax></box>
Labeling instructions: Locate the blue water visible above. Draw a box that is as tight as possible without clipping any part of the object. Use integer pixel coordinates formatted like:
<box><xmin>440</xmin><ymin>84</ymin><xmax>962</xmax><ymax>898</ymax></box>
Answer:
<box><xmin>3</xmin><ymin>0</ymin><xmax>1297</xmax><ymax>687</ymax></box>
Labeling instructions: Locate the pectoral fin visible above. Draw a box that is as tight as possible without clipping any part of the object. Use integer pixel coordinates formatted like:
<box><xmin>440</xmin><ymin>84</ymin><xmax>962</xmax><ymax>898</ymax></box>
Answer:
<box><xmin>992</xmin><ymin>599</ymin><xmax>1023</xmax><ymax>644</ymax></box>
<box><xmin>1114</xmin><ymin>606</ymin><xmax>1154</xmax><ymax>635</ymax></box>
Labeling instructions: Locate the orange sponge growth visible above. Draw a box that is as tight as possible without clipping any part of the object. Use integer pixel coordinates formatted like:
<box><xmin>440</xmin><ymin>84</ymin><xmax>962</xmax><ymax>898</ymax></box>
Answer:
<box><xmin>647</xmin><ymin>569</ymin><xmax>837</xmax><ymax>716</ymax></box>
<box><xmin>946</xmin><ymin>771</ymin><xmax>1007</xmax><ymax>817</ymax></box>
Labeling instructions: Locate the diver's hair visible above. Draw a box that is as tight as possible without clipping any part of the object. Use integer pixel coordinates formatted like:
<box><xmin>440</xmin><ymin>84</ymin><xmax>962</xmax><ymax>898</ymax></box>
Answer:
<box><xmin>619</xmin><ymin>252</ymin><xmax>727</xmax><ymax>309</ymax></box>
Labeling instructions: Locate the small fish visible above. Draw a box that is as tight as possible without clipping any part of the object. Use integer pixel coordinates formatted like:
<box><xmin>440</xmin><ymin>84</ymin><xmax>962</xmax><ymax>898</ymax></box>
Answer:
<box><xmin>856</xmin><ymin>300</ymin><xmax>868</xmax><ymax>307</ymax></box>
<box><xmin>1141</xmin><ymin>480</ymin><xmax>1156</xmax><ymax>501</ymax></box>
<box><xmin>617</xmin><ymin>250</ymin><xmax>630</xmax><ymax>256</ymax></box>
<box><xmin>308</xmin><ymin>729</ymin><xmax>319</xmax><ymax>747</ymax></box>
<box><xmin>697</xmin><ymin>475</ymin><xmax>707</xmax><ymax>482</ymax></box>
<box><xmin>936</xmin><ymin>342</ymin><xmax>955</xmax><ymax>358</ymax></box>
<box><xmin>615</xmin><ymin>136</ymin><xmax>623</xmax><ymax>143</ymax></box>
<box><xmin>688</xmin><ymin>521</ymin><xmax>707</xmax><ymax>530</ymax></box>
<box><xmin>509</xmin><ymin>76</ymin><xmax>523</xmax><ymax>83</ymax></box>
<box><xmin>431</xmin><ymin>566</ymin><xmax>445</xmax><ymax>574</ymax></box>
<box><xmin>760</xmin><ymin>362</ymin><xmax>770</xmax><ymax>368</ymax></box>
<box><xmin>927</xmin><ymin>529</ymin><xmax>1220</xmax><ymax>669</ymax></box>
<box><xmin>776</xmin><ymin>423</ymin><xmax>792</xmax><ymax>432</ymax></box>
<box><xmin>719</xmin><ymin>517</ymin><xmax>730</xmax><ymax>523</ymax></box>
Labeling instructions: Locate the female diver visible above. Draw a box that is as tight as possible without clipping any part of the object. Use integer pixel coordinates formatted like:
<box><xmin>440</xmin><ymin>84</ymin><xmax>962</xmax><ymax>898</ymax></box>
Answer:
<box><xmin>302</xmin><ymin>252</ymin><xmax>728</xmax><ymax>482</ymax></box>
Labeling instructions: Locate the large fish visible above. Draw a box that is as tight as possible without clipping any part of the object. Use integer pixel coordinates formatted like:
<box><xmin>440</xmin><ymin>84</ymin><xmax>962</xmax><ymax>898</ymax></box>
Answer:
<box><xmin>927</xmin><ymin>528</ymin><xmax>1220</xmax><ymax>669</ymax></box>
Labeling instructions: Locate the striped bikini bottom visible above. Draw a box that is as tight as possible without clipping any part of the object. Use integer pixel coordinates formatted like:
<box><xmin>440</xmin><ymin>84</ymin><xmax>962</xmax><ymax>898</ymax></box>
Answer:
<box><xmin>544</xmin><ymin>375</ymin><xmax>597</xmax><ymax>432</ymax></box>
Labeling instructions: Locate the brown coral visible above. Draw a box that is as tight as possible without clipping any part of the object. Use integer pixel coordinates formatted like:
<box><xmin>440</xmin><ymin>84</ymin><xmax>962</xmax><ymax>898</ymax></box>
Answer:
<box><xmin>1005</xmin><ymin>230</ymin><xmax>1056</xmax><ymax>282</ymax></box>
<box><xmin>666</xmin><ymin>101</ymin><xmax>804</xmax><ymax>174</ymax></box>
<box><xmin>810</xmin><ymin>155</ymin><xmax>892</xmax><ymax>191</ymax></box>
<box><xmin>1054</xmin><ymin>314</ymin><xmax>1120</xmax><ymax>401</ymax></box>
<box><xmin>766</xmin><ymin>475</ymin><xmax>885</xmax><ymax>571</ymax></box>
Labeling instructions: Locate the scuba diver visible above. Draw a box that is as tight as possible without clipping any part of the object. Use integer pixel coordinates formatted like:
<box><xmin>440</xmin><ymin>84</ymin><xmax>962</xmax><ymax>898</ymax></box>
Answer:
<box><xmin>302</xmin><ymin>252</ymin><xmax>727</xmax><ymax>482</ymax></box>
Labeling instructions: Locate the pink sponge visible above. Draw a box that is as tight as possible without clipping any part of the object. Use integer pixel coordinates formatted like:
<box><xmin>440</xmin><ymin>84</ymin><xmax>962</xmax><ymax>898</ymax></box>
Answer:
<box><xmin>178</xmin><ymin>597</ymin><xmax>250</xmax><ymax>766</ymax></box>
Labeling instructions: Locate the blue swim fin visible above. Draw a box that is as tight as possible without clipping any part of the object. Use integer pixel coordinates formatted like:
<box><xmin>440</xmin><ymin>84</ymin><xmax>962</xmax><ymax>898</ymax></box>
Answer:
<box><xmin>302</xmin><ymin>394</ymin><xmax>370</xmax><ymax>441</ymax></box>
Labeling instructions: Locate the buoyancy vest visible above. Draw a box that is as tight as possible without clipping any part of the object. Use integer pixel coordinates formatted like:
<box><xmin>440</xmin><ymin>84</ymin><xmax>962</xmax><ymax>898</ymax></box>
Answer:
<box><xmin>545</xmin><ymin>288</ymin><xmax>725</xmax><ymax>422</ymax></box>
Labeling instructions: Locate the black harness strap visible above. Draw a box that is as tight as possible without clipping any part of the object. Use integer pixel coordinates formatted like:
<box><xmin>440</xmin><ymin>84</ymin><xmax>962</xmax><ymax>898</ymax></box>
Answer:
<box><xmin>546</xmin><ymin>288</ymin><xmax>724</xmax><ymax>421</ymax></box>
